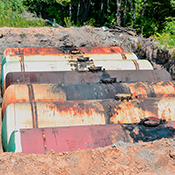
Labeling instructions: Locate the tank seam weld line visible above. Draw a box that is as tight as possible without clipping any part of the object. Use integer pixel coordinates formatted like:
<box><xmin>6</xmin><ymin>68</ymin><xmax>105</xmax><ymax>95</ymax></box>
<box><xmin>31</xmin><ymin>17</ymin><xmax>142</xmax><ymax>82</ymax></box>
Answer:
<box><xmin>41</xmin><ymin>128</ymin><xmax>48</xmax><ymax>154</ymax></box>
<box><xmin>27</xmin><ymin>84</ymin><xmax>38</xmax><ymax>128</ymax></box>
<box><xmin>132</xmin><ymin>59</ymin><xmax>140</xmax><ymax>70</ymax></box>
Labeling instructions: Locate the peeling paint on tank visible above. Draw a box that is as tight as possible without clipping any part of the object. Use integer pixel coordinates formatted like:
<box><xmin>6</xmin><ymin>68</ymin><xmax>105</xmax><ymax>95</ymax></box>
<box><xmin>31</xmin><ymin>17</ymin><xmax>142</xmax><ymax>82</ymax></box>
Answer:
<box><xmin>157</xmin><ymin>98</ymin><xmax>175</xmax><ymax>121</ymax></box>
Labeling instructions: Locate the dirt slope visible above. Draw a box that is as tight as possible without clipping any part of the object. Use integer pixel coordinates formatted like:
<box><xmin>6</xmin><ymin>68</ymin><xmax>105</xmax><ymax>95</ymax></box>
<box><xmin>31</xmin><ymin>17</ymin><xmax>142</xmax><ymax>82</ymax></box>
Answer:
<box><xmin>0</xmin><ymin>138</ymin><xmax>174</xmax><ymax>175</ymax></box>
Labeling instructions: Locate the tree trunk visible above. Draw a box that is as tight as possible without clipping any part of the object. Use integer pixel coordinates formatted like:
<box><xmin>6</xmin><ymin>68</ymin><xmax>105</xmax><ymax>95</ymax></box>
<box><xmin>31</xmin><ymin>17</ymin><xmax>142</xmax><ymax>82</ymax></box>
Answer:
<box><xmin>77</xmin><ymin>1</ymin><xmax>80</xmax><ymax>17</ymax></box>
<box><xmin>72</xmin><ymin>2</ymin><xmax>78</xmax><ymax>25</ymax></box>
<box><xmin>129</xmin><ymin>0</ymin><xmax>131</xmax><ymax>12</ymax></box>
<box><xmin>101</xmin><ymin>0</ymin><xmax>104</xmax><ymax>25</ymax></box>
<box><xmin>116</xmin><ymin>0</ymin><xmax>122</xmax><ymax>26</ymax></box>
<box><xmin>107</xmin><ymin>0</ymin><xmax>109</xmax><ymax>15</ymax></box>
<box><xmin>133</xmin><ymin>0</ymin><xmax>135</xmax><ymax>26</ymax></box>
<box><xmin>81</xmin><ymin>0</ymin><xmax>91</xmax><ymax>24</ymax></box>
<box><xmin>61</xmin><ymin>5</ymin><xmax>64</xmax><ymax>22</ymax></box>
<box><xmin>123</xmin><ymin>0</ymin><xmax>127</xmax><ymax>26</ymax></box>
<box><xmin>141</xmin><ymin>0</ymin><xmax>147</xmax><ymax>17</ymax></box>
<box><xmin>69</xmin><ymin>3</ymin><xmax>72</xmax><ymax>18</ymax></box>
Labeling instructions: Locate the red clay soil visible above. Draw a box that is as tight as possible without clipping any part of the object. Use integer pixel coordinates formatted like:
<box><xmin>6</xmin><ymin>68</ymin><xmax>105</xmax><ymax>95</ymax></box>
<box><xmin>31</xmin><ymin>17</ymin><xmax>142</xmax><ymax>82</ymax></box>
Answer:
<box><xmin>0</xmin><ymin>138</ymin><xmax>174</xmax><ymax>175</ymax></box>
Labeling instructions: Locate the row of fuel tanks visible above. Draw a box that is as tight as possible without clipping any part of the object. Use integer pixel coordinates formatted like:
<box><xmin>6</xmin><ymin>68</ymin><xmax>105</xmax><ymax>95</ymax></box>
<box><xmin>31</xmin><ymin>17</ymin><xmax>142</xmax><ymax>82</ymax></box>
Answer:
<box><xmin>1</xmin><ymin>46</ymin><xmax>175</xmax><ymax>154</ymax></box>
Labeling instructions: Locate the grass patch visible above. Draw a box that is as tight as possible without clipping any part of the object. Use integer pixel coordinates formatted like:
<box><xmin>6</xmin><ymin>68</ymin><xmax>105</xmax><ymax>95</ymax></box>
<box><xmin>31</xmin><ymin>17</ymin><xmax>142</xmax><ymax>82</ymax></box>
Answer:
<box><xmin>20</xmin><ymin>33</ymin><xmax>26</xmax><ymax>38</ymax></box>
<box><xmin>0</xmin><ymin>1</ymin><xmax>45</xmax><ymax>28</ymax></box>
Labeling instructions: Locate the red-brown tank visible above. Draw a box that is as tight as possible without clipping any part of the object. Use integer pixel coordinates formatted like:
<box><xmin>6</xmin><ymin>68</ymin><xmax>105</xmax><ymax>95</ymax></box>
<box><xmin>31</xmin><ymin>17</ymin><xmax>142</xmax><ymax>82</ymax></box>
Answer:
<box><xmin>2</xmin><ymin>69</ymin><xmax>172</xmax><ymax>95</ymax></box>
<box><xmin>5</xmin><ymin>120</ymin><xmax>175</xmax><ymax>154</ymax></box>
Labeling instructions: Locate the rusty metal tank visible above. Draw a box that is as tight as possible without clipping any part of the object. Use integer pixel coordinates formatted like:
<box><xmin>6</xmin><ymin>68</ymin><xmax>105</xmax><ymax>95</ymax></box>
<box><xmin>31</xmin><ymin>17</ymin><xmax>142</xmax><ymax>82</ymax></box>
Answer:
<box><xmin>4</xmin><ymin>119</ymin><xmax>175</xmax><ymax>153</ymax></box>
<box><xmin>1</xmin><ymin>59</ymin><xmax>153</xmax><ymax>88</ymax></box>
<box><xmin>2</xmin><ymin>97</ymin><xmax>175</xmax><ymax>152</ymax></box>
<box><xmin>2</xmin><ymin>80</ymin><xmax>175</xmax><ymax>116</ymax></box>
<box><xmin>2</xmin><ymin>46</ymin><xmax>174</xmax><ymax>154</ymax></box>
<box><xmin>3</xmin><ymin>46</ymin><xmax>138</xmax><ymax>66</ymax></box>
<box><xmin>2</xmin><ymin>69</ymin><xmax>172</xmax><ymax>95</ymax></box>
<box><xmin>3</xmin><ymin>46</ymin><xmax>125</xmax><ymax>58</ymax></box>
<box><xmin>2</xmin><ymin>52</ymin><xmax>138</xmax><ymax>66</ymax></box>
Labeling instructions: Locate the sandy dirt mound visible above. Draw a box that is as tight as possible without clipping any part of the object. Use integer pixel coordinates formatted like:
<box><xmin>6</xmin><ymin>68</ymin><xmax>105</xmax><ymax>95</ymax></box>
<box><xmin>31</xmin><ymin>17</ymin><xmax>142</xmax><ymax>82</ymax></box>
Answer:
<box><xmin>0</xmin><ymin>26</ymin><xmax>174</xmax><ymax>71</ymax></box>
<box><xmin>0</xmin><ymin>138</ymin><xmax>174</xmax><ymax>175</ymax></box>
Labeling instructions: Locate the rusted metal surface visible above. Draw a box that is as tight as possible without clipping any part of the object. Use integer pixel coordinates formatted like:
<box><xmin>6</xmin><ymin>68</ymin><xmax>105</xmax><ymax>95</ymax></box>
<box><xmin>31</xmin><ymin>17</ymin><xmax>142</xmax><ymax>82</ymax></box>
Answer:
<box><xmin>5</xmin><ymin>124</ymin><xmax>128</xmax><ymax>153</ymax></box>
<box><xmin>127</xmin><ymin>81</ymin><xmax>175</xmax><ymax>98</ymax></box>
<box><xmin>3</xmin><ymin>46</ymin><xmax>124</xmax><ymax>57</ymax></box>
<box><xmin>92</xmin><ymin>60</ymin><xmax>152</xmax><ymax>70</ymax></box>
<box><xmin>2</xmin><ymin>47</ymin><xmax>139</xmax><ymax>66</ymax></box>
<box><xmin>3</xmin><ymin>117</ymin><xmax>175</xmax><ymax>153</ymax></box>
<box><xmin>2</xmin><ymin>53</ymin><xmax>138</xmax><ymax>68</ymax></box>
<box><xmin>3</xmin><ymin>97</ymin><xmax>175</xmax><ymax>125</ymax></box>
<box><xmin>3</xmin><ymin>46</ymin><xmax>127</xmax><ymax>65</ymax></box>
<box><xmin>2</xmin><ymin>69</ymin><xmax>172</xmax><ymax>95</ymax></box>
<box><xmin>19</xmin><ymin>119</ymin><xmax>175</xmax><ymax>154</ymax></box>
<box><xmin>1</xmin><ymin>60</ymin><xmax>153</xmax><ymax>88</ymax></box>
<box><xmin>78</xmin><ymin>46</ymin><xmax>125</xmax><ymax>54</ymax></box>
<box><xmin>2</xmin><ymin>83</ymin><xmax>67</xmax><ymax>116</ymax></box>
<box><xmin>2</xmin><ymin>80</ymin><xmax>175</xmax><ymax>116</ymax></box>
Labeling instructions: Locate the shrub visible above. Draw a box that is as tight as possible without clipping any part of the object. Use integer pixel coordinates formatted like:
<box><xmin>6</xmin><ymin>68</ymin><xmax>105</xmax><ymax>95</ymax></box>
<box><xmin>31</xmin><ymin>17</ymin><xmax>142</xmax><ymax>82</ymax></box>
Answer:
<box><xmin>153</xmin><ymin>18</ymin><xmax>175</xmax><ymax>47</ymax></box>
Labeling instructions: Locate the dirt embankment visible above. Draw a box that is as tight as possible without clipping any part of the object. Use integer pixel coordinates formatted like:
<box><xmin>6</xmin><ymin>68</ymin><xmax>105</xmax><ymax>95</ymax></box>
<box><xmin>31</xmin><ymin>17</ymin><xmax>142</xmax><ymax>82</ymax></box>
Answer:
<box><xmin>0</xmin><ymin>138</ymin><xmax>174</xmax><ymax>175</ymax></box>
<box><xmin>0</xmin><ymin>26</ymin><xmax>174</xmax><ymax>72</ymax></box>
<box><xmin>0</xmin><ymin>26</ymin><xmax>175</xmax><ymax>174</ymax></box>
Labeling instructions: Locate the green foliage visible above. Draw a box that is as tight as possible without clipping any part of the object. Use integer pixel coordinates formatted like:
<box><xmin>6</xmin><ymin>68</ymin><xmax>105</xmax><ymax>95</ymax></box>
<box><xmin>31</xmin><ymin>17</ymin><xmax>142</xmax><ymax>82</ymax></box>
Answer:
<box><xmin>163</xmin><ymin>17</ymin><xmax>175</xmax><ymax>35</ymax></box>
<box><xmin>55</xmin><ymin>0</ymin><xmax>70</xmax><ymax>4</ymax></box>
<box><xmin>20</xmin><ymin>33</ymin><xmax>26</xmax><ymax>38</ymax></box>
<box><xmin>136</xmin><ymin>17</ymin><xmax>158</xmax><ymax>37</ymax></box>
<box><xmin>1</xmin><ymin>0</ymin><xmax>25</xmax><ymax>13</ymax></box>
<box><xmin>64</xmin><ymin>17</ymin><xmax>72</xmax><ymax>27</ymax></box>
<box><xmin>83</xmin><ymin>18</ymin><xmax>96</xmax><ymax>26</ymax></box>
<box><xmin>0</xmin><ymin>0</ymin><xmax>45</xmax><ymax>27</ymax></box>
<box><xmin>172</xmin><ymin>50</ymin><xmax>175</xmax><ymax>57</ymax></box>
<box><xmin>23</xmin><ymin>0</ymin><xmax>70</xmax><ymax>4</ymax></box>
<box><xmin>0</xmin><ymin>0</ymin><xmax>175</xmax><ymax>41</ymax></box>
<box><xmin>153</xmin><ymin>18</ymin><xmax>175</xmax><ymax>47</ymax></box>
<box><xmin>104</xmin><ymin>12</ymin><xmax>116</xmax><ymax>27</ymax></box>
<box><xmin>170</xmin><ymin>0</ymin><xmax>175</xmax><ymax>8</ymax></box>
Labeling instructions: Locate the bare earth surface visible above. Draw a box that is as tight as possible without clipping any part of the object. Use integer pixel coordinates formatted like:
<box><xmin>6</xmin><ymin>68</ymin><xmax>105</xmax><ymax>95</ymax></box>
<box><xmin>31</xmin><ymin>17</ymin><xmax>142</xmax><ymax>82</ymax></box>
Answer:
<box><xmin>0</xmin><ymin>26</ymin><xmax>175</xmax><ymax>174</ymax></box>
<box><xmin>0</xmin><ymin>139</ymin><xmax>174</xmax><ymax>175</ymax></box>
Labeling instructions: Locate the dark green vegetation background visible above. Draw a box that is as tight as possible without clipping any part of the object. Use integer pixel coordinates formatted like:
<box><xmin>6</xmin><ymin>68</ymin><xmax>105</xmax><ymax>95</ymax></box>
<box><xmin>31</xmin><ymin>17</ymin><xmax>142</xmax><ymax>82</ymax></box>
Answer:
<box><xmin>0</xmin><ymin>0</ymin><xmax>175</xmax><ymax>46</ymax></box>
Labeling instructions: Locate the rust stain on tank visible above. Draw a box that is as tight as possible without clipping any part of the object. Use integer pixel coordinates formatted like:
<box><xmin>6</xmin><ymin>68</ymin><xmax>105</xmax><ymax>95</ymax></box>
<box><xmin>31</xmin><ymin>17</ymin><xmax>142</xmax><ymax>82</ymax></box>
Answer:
<box><xmin>4</xmin><ymin>47</ymin><xmax>64</xmax><ymax>56</ymax></box>
<box><xmin>51</xmin><ymin>100</ymin><xmax>105</xmax><ymax>117</ymax></box>
<box><xmin>79</xmin><ymin>46</ymin><xmax>124</xmax><ymax>54</ymax></box>
<box><xmin>127</xmin><ymin>81</ymin><xmax>175</xmax><ymax>98</ymax></box>
<box><xmin>3</xmin><ymin>70</ymin><xmax>172</xmax><ymax>96</ymax></box>
<box><xmin>4</xmin><ymin>46</ymin><xmax>125</xmax><ymax>57</ymax></box>
<box><xmin>3</xmin><ymin>81</ymin><xmax>175</xmax><ymax>117</ymax></box>
<box><xmin>152</xmin><ymin>81</ymin><xmax>175</xmax><ymax>97</ymax></box>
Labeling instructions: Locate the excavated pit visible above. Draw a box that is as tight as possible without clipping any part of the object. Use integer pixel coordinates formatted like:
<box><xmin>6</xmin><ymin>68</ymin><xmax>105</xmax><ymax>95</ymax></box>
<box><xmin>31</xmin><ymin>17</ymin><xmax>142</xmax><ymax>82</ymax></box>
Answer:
<box><xmin>0</xmin><ymin>26</ymin><xmax>174</xmax><ymax>174</ymax></box>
